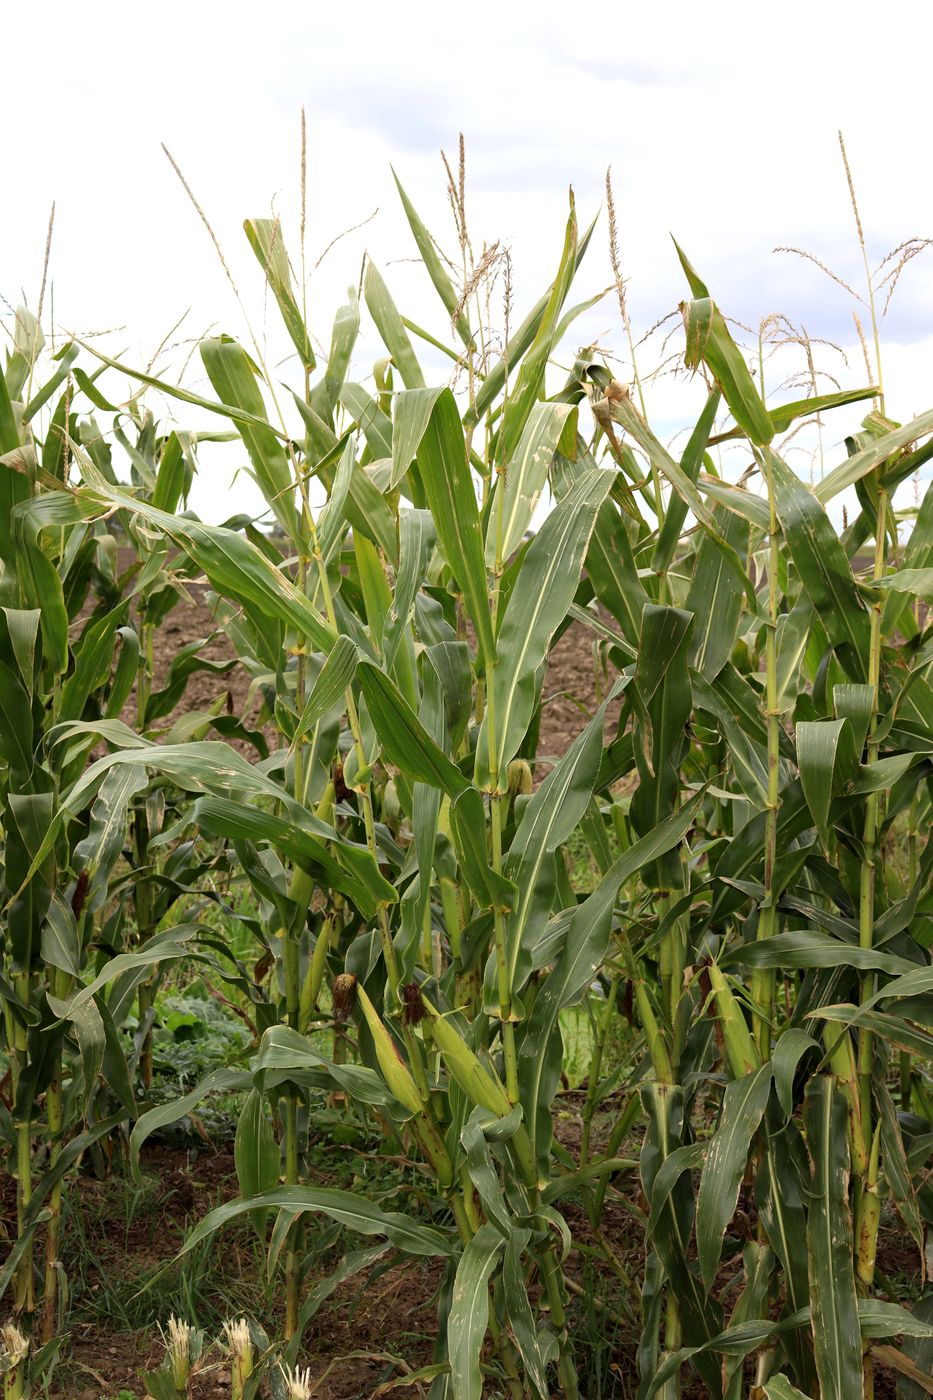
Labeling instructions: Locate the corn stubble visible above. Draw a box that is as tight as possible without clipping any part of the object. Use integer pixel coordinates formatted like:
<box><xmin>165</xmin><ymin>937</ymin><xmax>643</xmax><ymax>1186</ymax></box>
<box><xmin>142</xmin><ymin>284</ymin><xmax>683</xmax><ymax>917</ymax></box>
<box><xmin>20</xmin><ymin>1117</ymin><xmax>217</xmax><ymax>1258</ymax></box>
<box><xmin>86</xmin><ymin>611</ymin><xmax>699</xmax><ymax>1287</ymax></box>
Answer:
<box><xmin>0</xmin><ymin>130</ymin><xmax>931</xmax><ymax>1400</ymax></box>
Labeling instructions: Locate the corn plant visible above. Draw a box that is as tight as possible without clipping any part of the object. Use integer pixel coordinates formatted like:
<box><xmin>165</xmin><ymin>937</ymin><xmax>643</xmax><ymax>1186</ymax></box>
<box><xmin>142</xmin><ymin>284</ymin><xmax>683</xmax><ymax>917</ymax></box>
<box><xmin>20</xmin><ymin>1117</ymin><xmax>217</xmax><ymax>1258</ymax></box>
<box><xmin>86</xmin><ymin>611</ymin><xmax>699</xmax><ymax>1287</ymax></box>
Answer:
<box><xmin>143</xmin><ymin>1317</ymin><xmax>204</xmax><ymax>1400</ymax></box>
<box><xmin>0</xmin><ymin>316</ymin><xmax>151</xmax><ymax>1334</ymax></box>
<box><xmin>3</xmin><ymin>148</ymin><xmax>932</xmax><ymax>1399</ymax></box>
<box><xmin>0</xmin><ymin>326</ymin><xmax>255</xmax><ymax>1338</ymax></box>
<box><xmin>576</xmin><ymin>254</ymin><xmax>933</xmax><ymax>1398</ymax></box>
<box><xmin>49</xmin><ymin>190</ymin><xmax>656</xmax><ymax>1394</ymax></box>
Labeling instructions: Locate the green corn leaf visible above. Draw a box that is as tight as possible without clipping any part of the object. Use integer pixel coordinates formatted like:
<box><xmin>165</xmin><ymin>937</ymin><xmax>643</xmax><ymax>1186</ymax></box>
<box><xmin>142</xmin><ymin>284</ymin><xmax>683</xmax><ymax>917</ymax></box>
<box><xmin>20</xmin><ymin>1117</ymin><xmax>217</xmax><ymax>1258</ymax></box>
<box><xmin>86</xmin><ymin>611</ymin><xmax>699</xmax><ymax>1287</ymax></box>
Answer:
<box><xmin>598</xmin><ymin>388</ymin><xmax>717</xmax><ymax>530</ymax></box>
<box><xmin>395</xmin><ymin>387</ymin><xmax>495</xmax><ymax>668</ymax></box>
<box><xmin>646</xmin><ymin>1142</ymin><xmax>706</xmax><ymax>1234</ymax></box>
<box><xmin>630</xmin><ymin>605</ymin><xmax>694</xmax><ymax>889</ymax></box>
<box><xmin>897</xmin><ymin>1294</ymin><xmax>933</xmax><ymax>1400</ymax></box>
<box><xmin>795</xmin><ymin>718</ymin><xmax>858</xmax><ymax>848</ymax></box>
<box><xmin>763</xmin><ymin>1376</ymin><xmax>813</xmax><ymax>1400</ymax></box>
<box><xmin>848</xmin><ymin>752</ymin><xmax>929</xmax><ymax>793</ymax></box>
<box><xmin>364</xmin><ymin>261</ymin><xmax>425</xmax><ymax>389</ymax></box>
<box><xmin>71</xmin><ymin>467</ymin><xmax>337</xmax><ymax>652</ymax></box>
<box><xmin>818</xmin><ymin>965</ymin><xmax>933</xmax><ymax>1018</ymax></box>
<box><xmin>812</xmin><ymin>1006</ymin><xmax>933</xmax><ymax>1060</ymax></box>
<box><xmin>642</xmin><ymin>1314</ymin><xmax>815</xmax><ymax>1400</ymax></box>
<box><xmin>581</xmin><ymin>478</ymin><xmax>651</xmax><ymax>646</ymax></box>
<box><xmin>0</xmin><ymin>661</ymin><xmax>33</xmax><ymax>778</ymax></box>
<box><xmin>503</xmin><ymin>1229</ymin><xmax>551</xmax><ymax>1400</ymax></box>
<box><xmin>72</xmin><ymin>337</ymin><xmax>291</xmax><ymax>441</ymax></box>
<box><xmin>653</xmin><ymin>388</ymin><xmax>721</xmax><ymax>573</ymax></box>
<box><xmin>637</xmin><ymin>1252</ymin><xmax>667</xmax><ymax>1399</ymax></box>
<box><xmin>28</xmin><ymin>735</ymin><xmax>390</xmax><ymax>916</ymax></box>
<box><xmin>815</xmin><ymin>406</ymin><xmax>933</xmax><ymax>503</ymax></box>
<box><xmin>803</xmin><ymin>1076</ymin><xmax>863</xmax><ymax>1400</ymax></box>
<box><xmin>517</xmin><ymin>860</ymin><xmax>618</xmax><ymax>1170</ymax></box>
<box><xmin>292</xmin><ymin>635</ymin><xmax>358</xmax><ymax>749</ymax></box>
<box><xmin>696</xmin><ymin>1065</ymin><xmax>773</xmax><ymax>1290</ymax></box>
<box><xmin>460</xmin><ymin>1111</ymin><xmax>511</xmax><ymax>1238</ymax></box>
<box><xmin>321</xmin><ymin>286</ymin><xmax>360</xmax><ymax>414</ymax></box>
<box><xmin>477</xmin><ymin>466</ymin><xmax>613</xmax><ymax>783</ymax></box>
<box><xmin>773</xmin><ymin>1030</ymin><xmax>820</xmax><ymax>1122</ymax></box>
<box><xmin>315</xmin><ymin>437</ymin><xmax>355</xmax><ymax>563</ymax></box>
<box><xmin>871</xmin><ymin>566</ymin><xmax>933</xmax><ymax>602</ymax></box>
<box><xmin>519</xmin><ymin>790</ymin><xmax>706</xmax><ymax>1168</ymax></box>
<box><xmin>289</xmin><ymin>1245</ymin><xmax>390</xmax><ymax>1358</ymax></box>
<box><xmin>450</xmin><ymin>786</ymin><xmax>517</xmax><ymax>913</ymax></box>
<box><xmin>856</xmin><ymin>1299</ymin><xmax>933</xmax><ymax>1339</ymax></box>
<box><xmin>874</xmin><ymin>1081</ymin><xmax>925</xmax><ymax>1264</ymax></box>
<box><xmin>675</xmin><ymin>243</ymin><xmax>774</xmax><ymax>447</ymax></box>
<box><xmin>708</xmin><ymin>386</ymin><xmax>878</xmax><ymax>446</ymax></box>
<box><xmin>173</xmin><ymin>1186</ymin><xmax>453</xmax><ymax>1262</ymax></box>
<box><xmin>340</xmin><ymin>382</ymin><xmax>394</xmax><ymax>457</ymax></box>
<box><xmin>686</xmin><ymin>505</ymin><xmax>751</xmax><ymax>680</ymax></box>
<box><xmin>1</xmin><ymin>606</ymin><xmax>39</xmax><ymax>689</ymax></box>
<box><xmin>189</xmin><ymin>796</ymin><xmax>395</xmax><ymax>919</ymax></box>
<box><xmin>723</xmin><ymin>1243</ymin><xmax>777</xmax><ymax>1400</ymax></box>
<box><xmin>200</xmin><ymin>335</ymin><xmax>299</xmax><ymax>539</ymax></box>
<box><xmin>758</xmin><ymin>1119</ymin><xmax>814</xmax><ymax>1387</ymax></box>
<box><xmin>504</xmin><ymin>691</ymin><xmax>616</xmax><ymax>996</ymax></box>
<box><xmin>639</xmin><ymin>1084</ymin><xmax>723</xmax><ymax>1395</ymax></box>
<box><xmin>722</xmin><ymin>934</ymin><xmax>917</xmax><ymax>976</ymax></box>
<box><xmin>51</xmin><ymin>927</ymin><xmax>201</xmax><ymax>1024</ymax></box>
<box><xmin>383</xmin><ymin>509</ymin><xmax>435</xmax><ymax>670</ymax></box>
<box><xmin>244</xmin><ymin>217</ymin><xmax>314</xmax><ymax>370</ymax></box>
<box><xmin>486</xmin><ymin>401</ymin><xmax>576</xmax><ymax>567</ymax></box>
<box><xmin>392</xmin><ymin>168</ymin><xmax>471</xmax><ymax>345</ymax></box>
<box><xmin>129</xmin><ymin>1068</ymin><xmax>251</xmax><ymax>1178</ymax></box>
<box><xmin>700</xmin><ymin>476</ymin><xmax>772</xmax><ymax>531</ymax></box>
<box><xmin>58</xmin><ymin>606</ymin><xmax>125</xmax><ymax>727</ymax></box>
<box><xmin>391</xmin><ymin>385</ymin><xmax>446</xmax><ymax>490</ymax></box>
<box><xmin>46</xmin><ymin>991</ymin><xmax>105</xmax><ymax>1110</ymax></box>
<box><xmin>770</xmin><ymin>452</ymin><xmax>870</xmax><ymax>679</ymax></box>
<box><xmin>21</xmin><ymin>341</ymin><xmax>79</xmax><ymax>423</ymax></box>
<box><xmin>448</xmin><ymin>1223</ymin><xmax>505</xmax><ymax>1400</ymax></box>
<box><xmin>542</xmin><ymin>1156</ymin><xmax>638</xmax><ymax>1205</ymax></box>
<box><xmin>357</xmin><ymin>660</ymin><xmax>468</xmax><ymax>798</ymax></box>
<box><xmin>254</xmin><ymin>1025</ymin><xmax>397</xmax><ymax>1108</ymax></box>
<box><xmin>692</xmin><ymin>670</ymin><xmax>768</xmax><ymax>807</ymax></box>
<box><xmin>833</xmin><ymin>683</ymin><xmax>874</xmax><ymax>757</ymax></box>
<box><xmin>152</xmin><ymin>430</ymin><xmax>193</xmax><ymax>513</ymax></box>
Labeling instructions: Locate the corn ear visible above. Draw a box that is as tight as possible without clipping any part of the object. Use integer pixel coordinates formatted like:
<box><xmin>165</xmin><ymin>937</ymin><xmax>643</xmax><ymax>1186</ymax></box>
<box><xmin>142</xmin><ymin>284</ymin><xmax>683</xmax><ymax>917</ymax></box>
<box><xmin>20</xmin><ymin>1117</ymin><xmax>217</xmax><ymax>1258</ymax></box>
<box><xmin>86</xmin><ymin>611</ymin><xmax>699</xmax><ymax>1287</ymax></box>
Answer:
<box><xmin>422</xmin><ymin>996</ymin><xmax>513</xmax><ymax>1118</ymax></box>
<box><xmin>355</xmin><ymin>985</ymin><xmax>423</xmax><ymax>1115</ymax></box>
<box><xmin>708</xmin><ymin>963</ymin><xmax>760</xmax><ymax>1079</ymax></box>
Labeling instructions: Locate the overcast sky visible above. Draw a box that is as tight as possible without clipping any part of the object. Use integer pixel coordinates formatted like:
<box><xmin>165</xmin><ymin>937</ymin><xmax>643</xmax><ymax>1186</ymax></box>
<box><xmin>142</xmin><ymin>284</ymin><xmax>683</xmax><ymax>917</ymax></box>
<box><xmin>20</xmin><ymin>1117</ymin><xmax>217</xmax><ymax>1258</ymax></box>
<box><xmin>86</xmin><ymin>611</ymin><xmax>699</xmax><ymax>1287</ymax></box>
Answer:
<box><xmin>4</xmin><ymin>0</ymin><xmax>932</xmax><ymax>521</ymax></box>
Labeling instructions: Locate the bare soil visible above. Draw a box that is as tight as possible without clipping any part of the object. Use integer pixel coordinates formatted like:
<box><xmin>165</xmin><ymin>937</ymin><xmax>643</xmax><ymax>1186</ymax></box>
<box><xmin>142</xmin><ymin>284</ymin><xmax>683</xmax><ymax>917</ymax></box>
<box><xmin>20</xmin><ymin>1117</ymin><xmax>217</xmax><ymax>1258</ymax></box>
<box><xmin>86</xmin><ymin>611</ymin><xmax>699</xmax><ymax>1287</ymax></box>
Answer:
<box><xmin>142</xmin><ymin>567</ymin><xmax>622</xmax><ymax>765</ymax></box>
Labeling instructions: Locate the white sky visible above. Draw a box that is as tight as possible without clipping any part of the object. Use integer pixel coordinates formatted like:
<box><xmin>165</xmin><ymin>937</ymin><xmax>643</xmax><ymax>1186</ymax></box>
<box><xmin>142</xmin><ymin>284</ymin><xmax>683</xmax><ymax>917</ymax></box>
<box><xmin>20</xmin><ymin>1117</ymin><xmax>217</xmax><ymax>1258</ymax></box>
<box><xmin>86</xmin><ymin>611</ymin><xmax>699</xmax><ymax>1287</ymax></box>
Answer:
<box><xmin>4</xmin><ymin>0</ymin><xmax>933</xmax><ymax>523</ymax></box>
